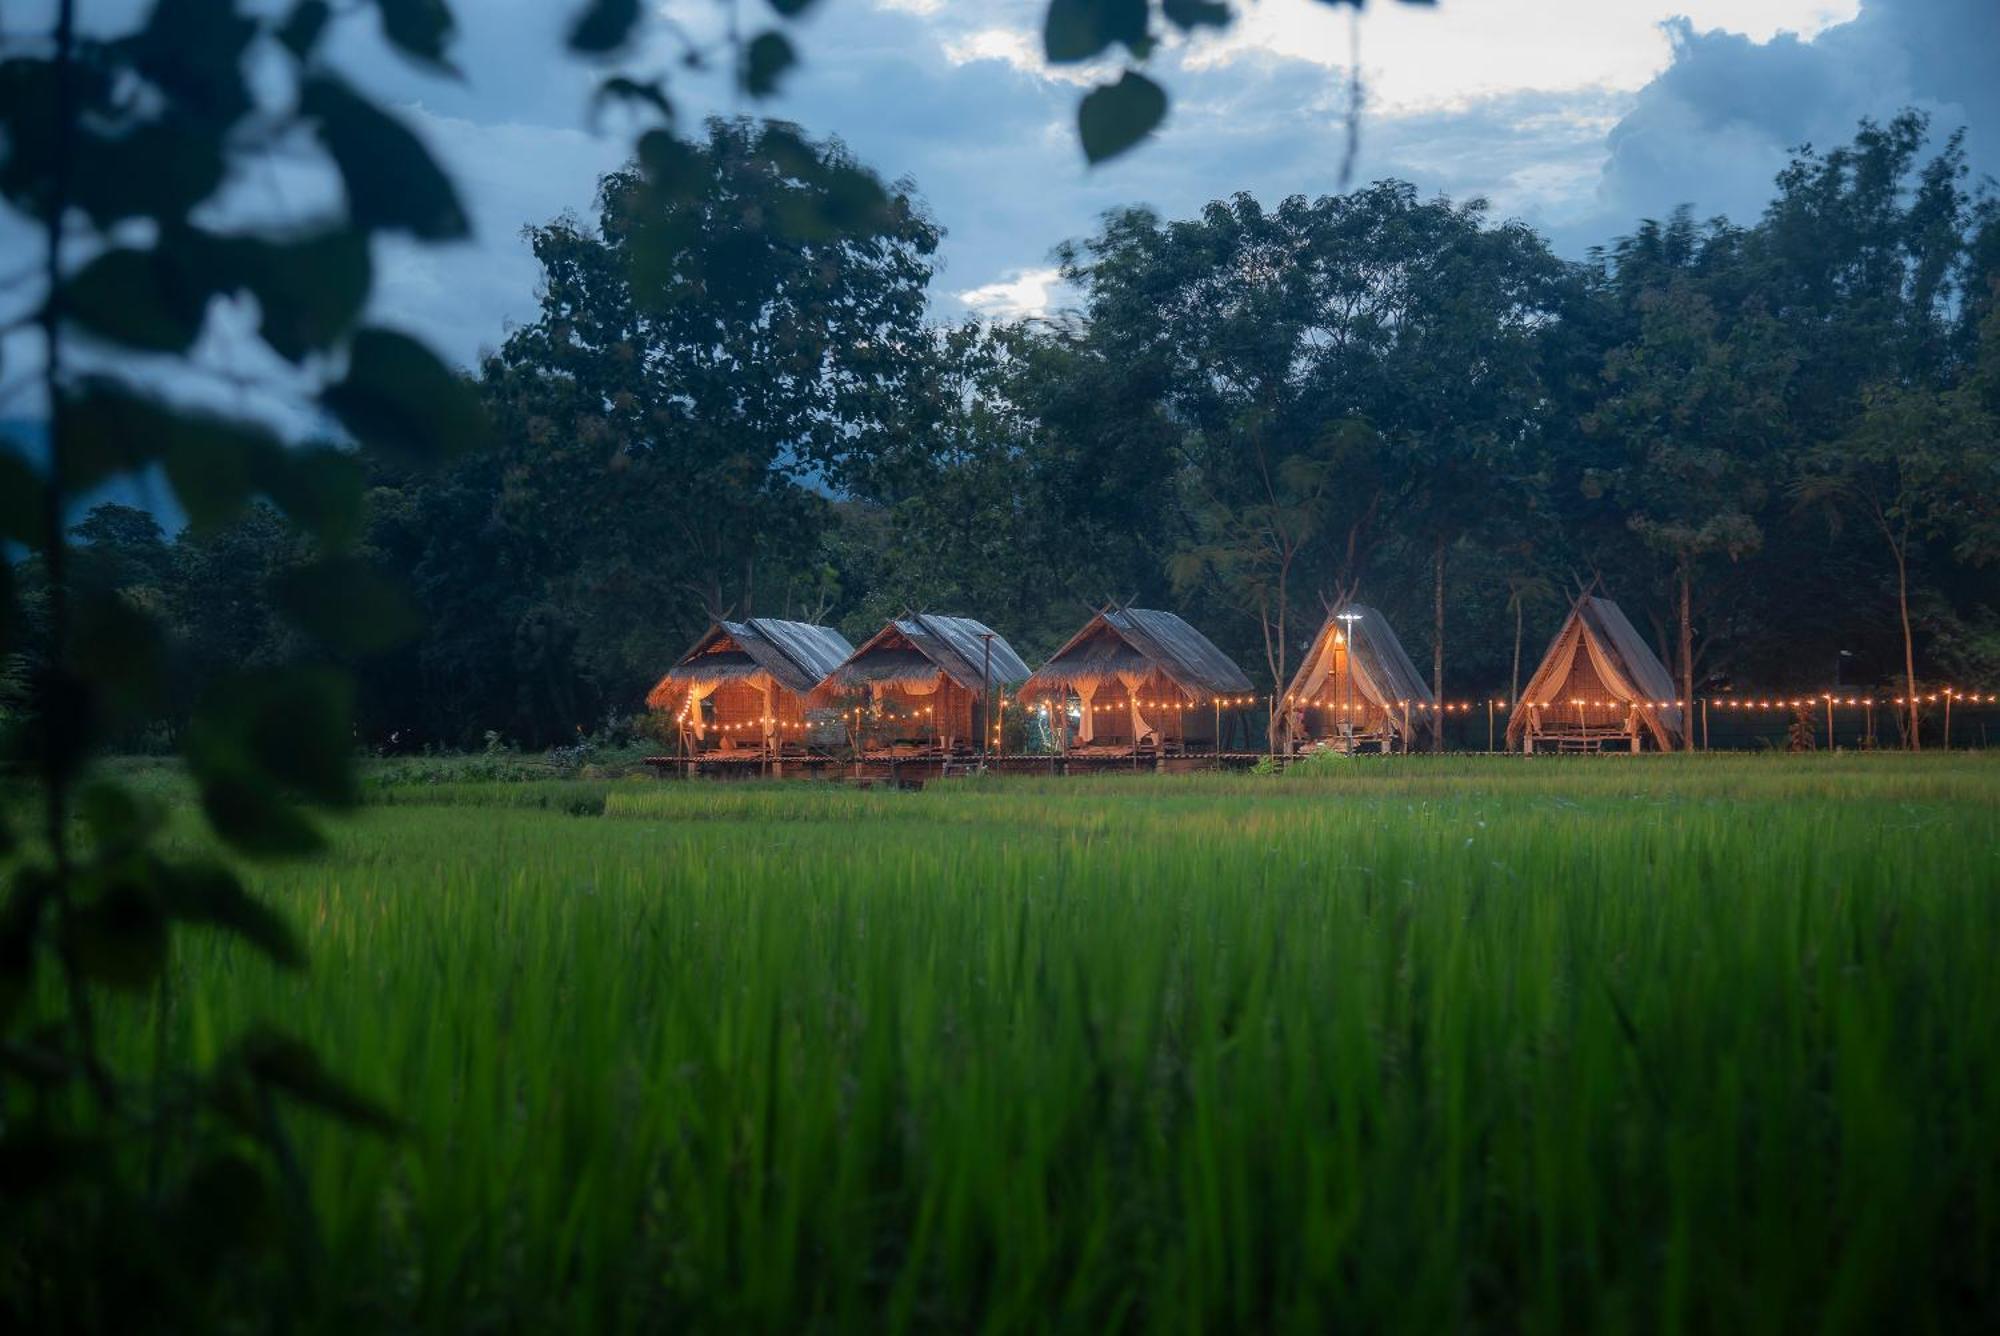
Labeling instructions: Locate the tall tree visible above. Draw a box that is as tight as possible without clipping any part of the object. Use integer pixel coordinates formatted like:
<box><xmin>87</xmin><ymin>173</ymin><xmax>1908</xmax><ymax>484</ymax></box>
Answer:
<box><xmin>431</xmin><ymin>119</ymin><xmax>939</xmax><ymax>743</ymax></box>
<box><xmin>1061</xmin><ymin>187</ymin><xmax>1563</xmax><ymax>736</ymax></box>
<box><xmin>1589</xmin><ymin>272</ymin><xmax>1791</xmax><ymax>741</ymax></box>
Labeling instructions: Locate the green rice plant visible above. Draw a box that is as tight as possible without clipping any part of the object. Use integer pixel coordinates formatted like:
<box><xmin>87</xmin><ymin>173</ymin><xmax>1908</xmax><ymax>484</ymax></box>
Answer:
<box><xmin>57</xmin><ymin>757</ymin><xmax>2000</xmax><ymax>1331</ymax></box>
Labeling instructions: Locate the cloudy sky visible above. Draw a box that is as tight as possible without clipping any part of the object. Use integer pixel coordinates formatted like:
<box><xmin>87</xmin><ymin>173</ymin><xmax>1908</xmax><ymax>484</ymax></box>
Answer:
<box><xmin>12</xmin><ymin>0</ymin><xmax>2000</xmax><ymax>381</ymax></box>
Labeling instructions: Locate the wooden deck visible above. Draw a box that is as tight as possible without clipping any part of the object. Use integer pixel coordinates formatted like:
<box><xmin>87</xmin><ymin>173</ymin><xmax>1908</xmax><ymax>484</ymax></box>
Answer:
<box><xmin>643</xmin><ymin>751</ymin><xmax>1279</xmax><ymax>781</ymax></box>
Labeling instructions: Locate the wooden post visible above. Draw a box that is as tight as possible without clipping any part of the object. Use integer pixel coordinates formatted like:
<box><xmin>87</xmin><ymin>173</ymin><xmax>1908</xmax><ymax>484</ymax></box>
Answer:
<box><xmin>1865</xmin><ymin>698</ymin><xmax>1874</xmax><ymax>748</ymax></box>
<box><xmin>1824</xmin><ymin>695</ymin><xmax>1834</xmax><ymax>752</ymax></box>
<box><xmin>1943</xmin><ymin>690</ymin><xmax>1953</xmax><ymax>750</ymax></box>
<box><xmin>1486</xmin><ymin>699</ymin><xmax>1494</xmax><ymax>753</ymax></box>
<box><xmin>979</xmin><ymin>633</ymin><xmax>994</xmax><ymax>771</ymax></box>
<box><xmin>1400</xmin><ymin>701</ymin><xmax>1410</xmax><ymax>755</ymax></box>
<box><xmin>1701</xmin><ymin>698</ymin><xmax>1709</xmax><ymax>751</ymax></box>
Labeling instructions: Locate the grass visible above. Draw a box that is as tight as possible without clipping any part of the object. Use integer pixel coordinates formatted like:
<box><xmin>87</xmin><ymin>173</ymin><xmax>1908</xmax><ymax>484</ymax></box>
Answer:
<box><xmin>84</xmin><ymin>755</ymin><xmax>2000</xmax><ymax>1330</ymax></box>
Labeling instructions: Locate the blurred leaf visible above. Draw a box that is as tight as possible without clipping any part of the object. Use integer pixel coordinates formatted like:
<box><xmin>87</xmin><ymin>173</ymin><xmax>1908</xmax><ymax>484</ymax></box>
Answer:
<box><xmin>593</xmin><ymin>76</ymin><xmax>673</xmax><ymax>126</ymax></box>
<box><xmin>0</xmin><ymin>870</ymin><xmax>49</xmax><ymax>1028</ymax></box>
<box><xmin>187</xmin><ymin>666</ymin><xmax>358</xmax><ymax>857</ymax></box>
<box><xmin>0</xmin><ymin>450</ymin><xmax>48</xmax><ymax>546</ymax></box>
<box><xmin>69</xmin><ymin>380</ymin><xmax>362</xmax><ymax>543</ymax></box>
<box><xmin>636</xmin><ymin>129</ymin><xmax>704</xmax><ymax>201</ymax></box>
<box><xmin>13</xmin><ymin>665</ymin><xmax>95</xmax><ymax>789</ymax></box>
<box><xmin>273</xmin><ymin>556</ymin><xmax>421</xmax><ymax>653</ymax></box>
<box><xmin>79</xmin><ymin>780</ymin><xmax>163</xmax><ymax>859</ymax></box>
<box><xmin>74</xmin><ymin>120</ymin><xmax>228</xmax><ymax>227</ymax></box>
<box><xmin>0</xmin><ymin>58</ymin><xmax>69</xmax><ymax>219</ymax></box>
<box><xmin>64</xmin><ymin>248</ymin><xmax>208</xmax><ymax>353</ymax></box>
<box><xmin>1078</xmin><ymin>70</ymin><xmax>1167</xmax><ymax>164</ymax></box>
<box><xmin>191</xmin><ymin>667</ymin><xmax>357</xmax><ymax>810</ymax></box>
<box><xmin>156</xmin><ymin>858</ymin><xmax>304</xmax><ymax>969</ymax></box>
<box><xmin>73</xmin><ymin>590</ymin><xmax>166</xmax><ymax>709</ymax></box>
<box><xmin>170</xmin><ymin>1152</ymin><xmax>274</xmax><ymax>1281</ymax></box>
<box><xmin>278</xmin><ymin>0</ymin><xmax>332</xmax><ymax>58</ymax></box>
<box><xmin>194</xmin><ymin>770</ymin><xmax>325</xmax><ymax>858</ymax></box>
<box><xmin>60</xmin><ymin>380</ymin><xmax>170</xmax><ymax>493</ymax></box>
<box><xmin>303</xmin><ymin>75</ymin><xmax>469</xmax><ymax>241</ymax></box>
<box><xmin>0</xmin><ymin>1039</ymin><xmax>73</xmax><ymax>1088</ymax></box>
<box><xmin>1163</xmin><ymin>0</ymin><xmax>1233</xmax><ymax>30</ymax></box>
<box><xmin>230</xmin><ymin>1027</ymin><xmax>401</xmax><ymax>1135</ymax></box>
<box><xmin>568</xmin><ymin>0</ymin><xmax>640</xmax><ymax>55</ymax></box>
<box><xmin>0</xmin><ymin>1130</ymin><xmax>105</xmax><ymax>1196</ymax></box>
<box><xmin>1044</xmin><ymin>0</ymin><xmax>1150</xmax><ymax>63</ymax></box>
<box><xmin>192</xmin><ymin>228</ymin><xmax>374</xmax><ymax>363</ymax></box>
<box><xmin>322</xmin><ymin>327</ymin><xmax>490</xmax><ymax>463</ymax></box>
<box><xmin>768</xmin><ymin>0</ymin><xmax>823</xmax><ymax>13</ymax></box>
<box><xmin>69</xmin><ymin>875</ymin><xmax>168</xmax><ymax>993</ymax></box>
<box><xmin>757</xmin><ymin>125</ymin><xmax>893</xmax><ymax>240</ymax></box>
<box><xmin>743</xmin><ymin>31</ymin><xmax>796</xmax><ymax>98</ymax></box>
<box><xmin>373</xmin><ymin>0</ymin><xmax>458</xmax><ymax>73</ymax></box>
<box><xmin>127</xmin><ymin>0</ymin><xmax>258</xmax><ymax>129</ymax></box>
<box><xmin>253</xmin><ymin>444</ymin><xmax>364</xmax><ymax>549</ymax></box>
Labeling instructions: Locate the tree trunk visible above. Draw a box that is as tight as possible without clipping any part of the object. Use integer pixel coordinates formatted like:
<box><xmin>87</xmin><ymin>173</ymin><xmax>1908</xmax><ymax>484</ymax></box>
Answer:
<box><xmin>1431</xmin><ymin>533</ymin><xmax>1446</xmax><ymax>752</ymax></box>
<box><xmin>1895</xmin><ymin>541</ymin><xmax>1920</xmax><ymax>751</ymax></box>
<box><xmin>1678</xmin><ymin>558</ymin><xmax>1694</xmax><ymax>751</ymax></box>
<box><xmin>1510</xmin><ymin>598</ymin><xmax>1523</xmax><ymax>706</ymax></box>
<box><xmin>1267</xmin><ymin>562</ymin><xmax>1290</xmax><ymax>752</ymax></box>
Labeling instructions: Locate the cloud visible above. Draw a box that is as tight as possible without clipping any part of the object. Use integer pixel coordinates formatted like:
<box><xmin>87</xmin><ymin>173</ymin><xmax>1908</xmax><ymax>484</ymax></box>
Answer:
<box><xmin>958</xmin><ymin>267</ymin><xmax>1068</xmax><ymax>320</ymax></box>
<box><xmin>1589</xmin><ymin>0</ymin><xmax>2000</xmax><ymax>234</ymax></box>
<box><xmin>13</xmin><ymin>0</ymin><xmax>1982</xmax><ymax>401</ymax></box>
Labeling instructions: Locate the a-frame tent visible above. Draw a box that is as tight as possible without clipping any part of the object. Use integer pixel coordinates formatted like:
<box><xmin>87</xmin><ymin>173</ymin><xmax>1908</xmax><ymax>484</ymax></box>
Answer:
<box><xmin>1020</xmin><ymin>607</ymin><xmax>1254</xmax><ymax>755</ymax></box>
<box><xmin>646</xmin><ymin>618</ymin><xmax>855</xmax><ymax>755</ymax></box>
<box><xmin>1507</xmin><ymin>594</ymin><xmax>1684</xmax><ymax>752</ymax></box>
<box><xmin>1280</xmin><ymin>604</ymin><xmax>1433</xmax><ymax>753</ymax></box>
<box><xmin>811</xmin><ymin>613</ymin><xmax>1031</xmax><ymax>754</ymax></box>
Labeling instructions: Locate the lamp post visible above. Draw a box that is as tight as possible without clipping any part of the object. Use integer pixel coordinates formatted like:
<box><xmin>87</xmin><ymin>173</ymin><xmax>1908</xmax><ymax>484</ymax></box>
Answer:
<box><xmin>1335</xmin><ymin>611</ymin><xmax>1361</xmax><ymax>753</ymax></box>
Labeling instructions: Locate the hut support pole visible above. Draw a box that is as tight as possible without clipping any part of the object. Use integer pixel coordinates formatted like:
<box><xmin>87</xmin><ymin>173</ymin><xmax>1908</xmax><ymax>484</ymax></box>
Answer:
<box><xmin>1944</xmin><ymin>691</ymin><xmax>1953</xmax><ymax>749</ymax></box>
<box><xmin>1825</xmin><ymin>696</ymin><xmax>1834</xmax><ymax>752</ymax></box>
<box><xmin>1701</xmin><ymin>698</ymin><xmax>1710</xmax><ymax>751</ymax></box>
<box><xmin>1486</xmin><ymin>700</ymin><xmax>1494</xmax><ymax>753</ymax></box>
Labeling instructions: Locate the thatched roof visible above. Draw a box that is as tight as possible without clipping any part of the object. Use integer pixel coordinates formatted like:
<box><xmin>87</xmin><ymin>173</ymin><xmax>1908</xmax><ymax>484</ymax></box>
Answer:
<box><xmin>1284</xmin><ymin>603</ymin><xmax>1433</xmax><ymax>719</ymax></box>
<box><xmin>1022</xmin><ymin>607</ymin><xmax>1252</xmax><ymax>700</ymax></box>
<box><xmin>816</xmin><ymin>613</ymin><xmax>1030</xmax><ymax>697</ymax></box>
<box><xmin>1507</xmin><ymin>595</ymin><xmax>1683</xmax><ymax>748</ymax></box>
<box><xmin>645</xmin><ymin>618</ymin><xmax>855</xmax><ymax>710</ymax></box>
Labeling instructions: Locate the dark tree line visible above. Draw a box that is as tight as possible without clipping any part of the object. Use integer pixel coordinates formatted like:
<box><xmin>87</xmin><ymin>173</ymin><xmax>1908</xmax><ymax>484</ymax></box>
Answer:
<box><xmin>28</xmin><ymin>111</ymin><xmax>2000</xmax><ymax>752</ymax></box>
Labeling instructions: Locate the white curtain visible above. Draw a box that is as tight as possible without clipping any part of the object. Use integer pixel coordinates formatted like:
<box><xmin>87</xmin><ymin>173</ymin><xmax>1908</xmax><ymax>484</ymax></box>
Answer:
<box><xmin>1119</xmin><ymin>671</ymin><xmax>1155</xmax><ymax>743</ymax></box>
<box><xmin>683</xmin><ymin>680</ymin><xmax>717</xmax><ymax>741</ymax></box>
<box><xmin>1075</xmin><ymin>679</ymin><xmax>1097</xmax><ymax>744</ymax></box>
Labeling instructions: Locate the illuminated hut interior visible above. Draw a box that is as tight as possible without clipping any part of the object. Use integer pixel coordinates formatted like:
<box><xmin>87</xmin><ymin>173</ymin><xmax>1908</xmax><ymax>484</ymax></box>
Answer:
<box><xmin>1021</xmin><ymin>608</ymin><xmax>1254</xmax><ymax>756</ymax></box>
<box><xmin>1508</xmin><ymin>594</ymin><xmax>1684</xmax><ymax>752</ymax></box>
<box><xmin>645</xmin><ymin>618</ymin><xmax>854</xmax><ymax>757</ymax></box>
<box><xmin>813</xmin><ymin>613</ymin><xmax>1031</xmax><ymax>755</ymax></box>
<box><xmin>1281</xmin><ymin>603</ymin><xmax>1433</xmax><ymax>754</ymax></box>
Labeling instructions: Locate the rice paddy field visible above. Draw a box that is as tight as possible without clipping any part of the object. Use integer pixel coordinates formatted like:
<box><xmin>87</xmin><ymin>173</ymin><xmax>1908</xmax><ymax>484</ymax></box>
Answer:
<box><xmin>100</xmin><ymin>756</ymin><xmax>2000</xmax><ymax>1330</ymax></box>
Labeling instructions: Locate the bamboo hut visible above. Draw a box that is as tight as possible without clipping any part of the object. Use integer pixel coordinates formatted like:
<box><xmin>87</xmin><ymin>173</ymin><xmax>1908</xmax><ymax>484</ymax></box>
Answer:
<box><xmin>1280</xmin><ymin>604</ymin><xmax>1433</xmax><ymax>754</ymax></box>
<box><xmin>812</xmin><ymin>613</ymin><xmax>1031</xmax><ymax>756</ymax></box>
<box><xmin>645</xmin><ymin>618</ymin><xmax>854</xmax><ymax>758</ymax></box>
<box><xmin>1507</xmin><ymin>594</ymin><xmax>1684</xmax><ymax>753</ymax></box>
<box><xmin>1020</xmin><ymin>607</ymin><xmax>1255</xmax><ymax>756</ymax></box>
